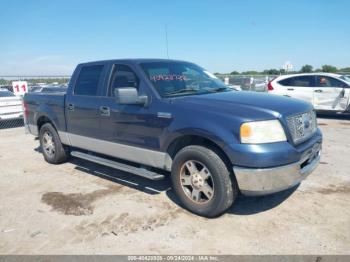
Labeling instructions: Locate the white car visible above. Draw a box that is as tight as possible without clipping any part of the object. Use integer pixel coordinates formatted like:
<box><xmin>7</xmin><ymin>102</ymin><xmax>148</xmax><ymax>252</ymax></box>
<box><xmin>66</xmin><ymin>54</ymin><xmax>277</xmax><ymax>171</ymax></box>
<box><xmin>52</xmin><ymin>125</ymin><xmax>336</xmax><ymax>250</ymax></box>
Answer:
<box><xmin>268</xmin><ymin>73</ymin><xmax>350</xmax><ymax>113</ymax></box>
<box><xmin>0</xmin><ymin>89</ymin><xmax>23</xmax><ymax>121</ymax></box>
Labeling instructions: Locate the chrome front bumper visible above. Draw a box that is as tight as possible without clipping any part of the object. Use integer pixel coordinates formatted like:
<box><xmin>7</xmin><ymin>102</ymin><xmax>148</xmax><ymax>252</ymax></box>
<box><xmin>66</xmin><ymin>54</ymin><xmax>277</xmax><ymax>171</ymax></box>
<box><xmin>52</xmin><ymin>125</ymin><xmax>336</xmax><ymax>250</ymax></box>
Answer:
<box><xmin>233</xmin><ymin>144</ymin><xmax>321</xmax><ymax>196</ymax></box>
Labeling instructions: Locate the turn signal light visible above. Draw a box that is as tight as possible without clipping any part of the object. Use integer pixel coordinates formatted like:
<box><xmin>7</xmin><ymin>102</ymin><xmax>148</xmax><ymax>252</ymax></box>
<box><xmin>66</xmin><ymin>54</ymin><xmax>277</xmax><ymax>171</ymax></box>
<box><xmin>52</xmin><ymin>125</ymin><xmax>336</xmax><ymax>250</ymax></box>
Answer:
<box><xmin>240</xmin><ymin>123</ymin><xmax>252</xmax><ymax>138</ymax></box>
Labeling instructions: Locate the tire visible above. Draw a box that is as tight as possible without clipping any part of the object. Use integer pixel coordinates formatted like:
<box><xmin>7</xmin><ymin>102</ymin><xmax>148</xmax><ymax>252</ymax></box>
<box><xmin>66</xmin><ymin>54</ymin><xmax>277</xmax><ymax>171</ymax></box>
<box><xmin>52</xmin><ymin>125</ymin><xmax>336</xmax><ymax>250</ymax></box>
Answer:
<box><xmin>171</xmin><ymin>145</ymin><xmax>237</xmax><ymax>217</ymax></box>
<box><xmin>39</xmin><ymin>123</ymin><xmax>68</xmax><ymax>164</ymax></box>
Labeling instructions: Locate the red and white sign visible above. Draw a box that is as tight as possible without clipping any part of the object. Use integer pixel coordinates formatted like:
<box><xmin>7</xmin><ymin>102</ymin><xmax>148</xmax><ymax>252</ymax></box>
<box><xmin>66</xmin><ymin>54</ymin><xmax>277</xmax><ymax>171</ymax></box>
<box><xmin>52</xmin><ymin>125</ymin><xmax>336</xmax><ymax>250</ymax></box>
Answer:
<box><xmin>12</xmin><ymin>81</ymin><xmax>28</xmax><ymax>96</ymax></box>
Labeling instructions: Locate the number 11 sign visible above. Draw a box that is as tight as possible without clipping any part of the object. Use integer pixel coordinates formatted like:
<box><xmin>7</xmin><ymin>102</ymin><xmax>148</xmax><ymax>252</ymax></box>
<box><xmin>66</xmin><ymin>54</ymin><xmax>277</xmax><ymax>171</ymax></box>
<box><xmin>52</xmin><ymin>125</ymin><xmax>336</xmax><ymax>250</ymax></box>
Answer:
<box><xmin>12</xmin><ymin>81</ymin><xmax>28</xmax><ymax>96</ymax></box>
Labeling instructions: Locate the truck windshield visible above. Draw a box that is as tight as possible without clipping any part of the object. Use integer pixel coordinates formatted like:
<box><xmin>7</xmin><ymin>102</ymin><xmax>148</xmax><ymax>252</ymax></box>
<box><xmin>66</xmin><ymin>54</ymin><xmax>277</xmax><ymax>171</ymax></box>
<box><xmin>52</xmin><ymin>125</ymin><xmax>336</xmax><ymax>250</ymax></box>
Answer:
<box><xmin>141</xmin><ymin>61</ymin><xmax>230</xmax><ymax>97</ymax></box>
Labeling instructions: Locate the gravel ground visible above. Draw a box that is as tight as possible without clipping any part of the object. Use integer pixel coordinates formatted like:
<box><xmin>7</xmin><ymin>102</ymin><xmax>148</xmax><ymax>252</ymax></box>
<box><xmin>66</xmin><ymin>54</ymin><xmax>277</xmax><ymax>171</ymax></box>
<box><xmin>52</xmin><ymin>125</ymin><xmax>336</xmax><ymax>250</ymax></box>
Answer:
<box><xmin>0</xmin><ymin>116</ymin><xmax>349</xmax><ymax>255</ymax></box>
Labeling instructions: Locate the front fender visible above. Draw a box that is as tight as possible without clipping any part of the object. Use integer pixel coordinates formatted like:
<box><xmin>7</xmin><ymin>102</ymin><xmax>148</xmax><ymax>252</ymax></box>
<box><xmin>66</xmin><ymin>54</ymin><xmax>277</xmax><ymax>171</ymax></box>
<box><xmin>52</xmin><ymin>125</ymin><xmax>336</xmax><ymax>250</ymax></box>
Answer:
<box><xmin>162</xmin><ymin>118</ymin><xmax>240</xmax><ymax>163</ymax></box>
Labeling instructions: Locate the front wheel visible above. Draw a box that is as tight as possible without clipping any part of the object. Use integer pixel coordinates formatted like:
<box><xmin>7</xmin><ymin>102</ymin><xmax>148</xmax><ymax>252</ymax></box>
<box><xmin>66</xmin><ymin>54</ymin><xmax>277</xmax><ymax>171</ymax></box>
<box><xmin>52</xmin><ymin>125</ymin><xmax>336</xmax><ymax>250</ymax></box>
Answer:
<box><xmin>39</xmin><ymin>123</ymin><xmax>68</xmax><ymax>164</ymax></box>
<box><xmin>171</xmin><ymin>145</ymin><xmax>237</xmax><ymax>217</ymax></box>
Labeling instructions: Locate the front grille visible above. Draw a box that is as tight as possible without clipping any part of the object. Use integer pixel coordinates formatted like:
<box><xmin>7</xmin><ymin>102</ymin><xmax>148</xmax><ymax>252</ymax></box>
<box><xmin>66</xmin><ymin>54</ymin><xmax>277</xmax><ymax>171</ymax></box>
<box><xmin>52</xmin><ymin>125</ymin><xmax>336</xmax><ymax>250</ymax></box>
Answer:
<box><xmin>287</xmin><ymin>110</ymin><xmax>317</xmax><ymax>144</ymax></box>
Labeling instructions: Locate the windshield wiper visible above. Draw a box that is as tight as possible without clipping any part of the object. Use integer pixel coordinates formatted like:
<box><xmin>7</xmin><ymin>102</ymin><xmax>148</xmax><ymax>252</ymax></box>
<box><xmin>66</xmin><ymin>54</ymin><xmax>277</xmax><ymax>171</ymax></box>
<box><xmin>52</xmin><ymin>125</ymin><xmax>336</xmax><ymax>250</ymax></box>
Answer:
<box><xmin>165</xmin><ymin>88</ymin><xmax>199</xmax><ymax>96</ymax></box>
<box><xmin>206</xmin><ymin>87</ymin><xmax>230</xmax><ymax>92</ymax></box>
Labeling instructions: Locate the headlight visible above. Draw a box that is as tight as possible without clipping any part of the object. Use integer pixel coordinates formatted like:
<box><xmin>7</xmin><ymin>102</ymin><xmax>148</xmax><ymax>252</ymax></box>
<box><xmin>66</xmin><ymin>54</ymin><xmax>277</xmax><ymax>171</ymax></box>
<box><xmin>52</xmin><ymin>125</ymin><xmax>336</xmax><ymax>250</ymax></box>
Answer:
<box><xmin>240</xmin><ymin>119</ymin><xmax>287</xmax><ymax>144</ymax></box>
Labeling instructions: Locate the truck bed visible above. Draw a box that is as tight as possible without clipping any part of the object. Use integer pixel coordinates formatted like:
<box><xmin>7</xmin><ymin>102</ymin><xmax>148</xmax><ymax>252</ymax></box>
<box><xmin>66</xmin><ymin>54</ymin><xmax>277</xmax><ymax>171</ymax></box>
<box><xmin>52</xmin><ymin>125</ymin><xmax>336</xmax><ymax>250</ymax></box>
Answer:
<box><xmin>24</xmin><ymin>92</ymin><xmax>67</xmax><ymax>134</ymax></box>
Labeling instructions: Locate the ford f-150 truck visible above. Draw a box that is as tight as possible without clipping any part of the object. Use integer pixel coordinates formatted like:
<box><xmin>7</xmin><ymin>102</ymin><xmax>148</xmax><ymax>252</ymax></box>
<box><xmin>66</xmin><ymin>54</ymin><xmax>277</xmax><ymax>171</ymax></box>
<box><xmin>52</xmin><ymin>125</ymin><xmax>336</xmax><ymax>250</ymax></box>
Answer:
<box><xmin>24</xmin><ymin>59</ymin><xmax>322</xmax><ymax>217</ymax></box>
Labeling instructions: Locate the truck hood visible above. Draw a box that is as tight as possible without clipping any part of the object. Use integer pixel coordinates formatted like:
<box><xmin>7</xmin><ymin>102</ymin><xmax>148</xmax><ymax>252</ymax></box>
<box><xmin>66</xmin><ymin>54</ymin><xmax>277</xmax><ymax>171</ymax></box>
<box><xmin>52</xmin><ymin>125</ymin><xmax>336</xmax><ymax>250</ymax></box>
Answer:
<box><xmin>171</xmin><ymin>91</ymin><xmax>313</xmax><ymax>121</ymax></box>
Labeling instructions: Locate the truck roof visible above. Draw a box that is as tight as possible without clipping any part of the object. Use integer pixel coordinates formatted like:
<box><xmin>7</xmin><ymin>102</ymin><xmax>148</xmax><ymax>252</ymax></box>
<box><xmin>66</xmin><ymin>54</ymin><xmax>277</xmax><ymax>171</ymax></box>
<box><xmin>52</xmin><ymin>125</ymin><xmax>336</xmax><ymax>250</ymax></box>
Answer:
<box><xmin>78</xmin><ymin>58</ymin><xmax>194</xmax><ymax>66</ymax></box>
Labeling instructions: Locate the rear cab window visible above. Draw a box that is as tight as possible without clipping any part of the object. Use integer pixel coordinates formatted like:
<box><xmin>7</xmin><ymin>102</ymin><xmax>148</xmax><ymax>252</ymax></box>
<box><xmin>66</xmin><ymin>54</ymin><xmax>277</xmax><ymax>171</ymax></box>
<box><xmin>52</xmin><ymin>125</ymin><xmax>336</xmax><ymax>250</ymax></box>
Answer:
<box><xmin>74</xmin><ymin>65</ymin><xmax>104</xmax><ymax>96</ymax></box>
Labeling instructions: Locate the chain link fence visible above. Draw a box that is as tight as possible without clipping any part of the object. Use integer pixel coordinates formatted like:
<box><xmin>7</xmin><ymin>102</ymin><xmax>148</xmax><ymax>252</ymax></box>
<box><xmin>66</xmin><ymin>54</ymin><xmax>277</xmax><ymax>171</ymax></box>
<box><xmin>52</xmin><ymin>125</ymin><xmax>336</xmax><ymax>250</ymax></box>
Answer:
<box><xmin>0</xmin><ymin>118</ymin><xmax>24</xmax><ymax>130</ymax></box>
<box><xmin>0</xmin><ymin>94</ymin><xmax>25</xmax><ymax>131</ymax></box>
<box><xmin>216</xmin><ymin>74</ymin><xmax>278</xmax><ymax>92</ymax></box>
<box><xmin>217</xmin><ymin>72</ymin><xmax>350</xmax><ymax>92</ymax></box>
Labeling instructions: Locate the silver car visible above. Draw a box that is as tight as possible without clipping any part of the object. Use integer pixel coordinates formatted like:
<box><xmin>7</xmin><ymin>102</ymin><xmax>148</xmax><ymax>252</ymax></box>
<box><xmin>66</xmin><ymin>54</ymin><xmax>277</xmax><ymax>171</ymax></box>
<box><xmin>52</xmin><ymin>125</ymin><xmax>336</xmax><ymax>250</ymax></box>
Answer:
<box><xmin>0</xmin><ymin>89</ymin><xmax>23</xmax><ymax>121</ymax></box>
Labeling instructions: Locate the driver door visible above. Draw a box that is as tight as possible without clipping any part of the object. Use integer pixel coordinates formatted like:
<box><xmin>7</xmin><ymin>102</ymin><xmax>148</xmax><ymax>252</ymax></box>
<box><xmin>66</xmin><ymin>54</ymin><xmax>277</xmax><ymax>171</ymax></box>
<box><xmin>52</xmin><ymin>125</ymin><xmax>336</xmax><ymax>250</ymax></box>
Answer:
<box><xmin>98</xmin><ymin>64</ymin><xmax>168</xmax><ymax>151</ymax></box>
<box><xmin>314</xmin><ymin>76</ymin><xmax>350</xmax><ymax>111</ymax></box>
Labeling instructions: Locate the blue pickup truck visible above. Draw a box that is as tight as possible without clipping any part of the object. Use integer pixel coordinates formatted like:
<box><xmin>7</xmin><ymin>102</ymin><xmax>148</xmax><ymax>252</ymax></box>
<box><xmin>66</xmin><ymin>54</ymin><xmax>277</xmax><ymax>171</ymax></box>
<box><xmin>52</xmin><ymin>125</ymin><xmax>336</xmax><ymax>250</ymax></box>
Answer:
<box><xmin>24</xmin><ymin>59</ymin><xmax>322</xmax><ymax>217</ymax></box>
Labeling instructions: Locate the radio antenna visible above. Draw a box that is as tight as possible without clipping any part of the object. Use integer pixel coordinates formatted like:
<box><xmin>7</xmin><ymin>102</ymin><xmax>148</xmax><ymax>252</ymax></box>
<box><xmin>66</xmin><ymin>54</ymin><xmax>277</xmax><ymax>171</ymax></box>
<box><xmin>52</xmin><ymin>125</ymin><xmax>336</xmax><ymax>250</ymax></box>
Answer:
<box><xmin>165</xmin><ymin>24</ymin><xmax>169</xmax><ymax>59</ymax></box>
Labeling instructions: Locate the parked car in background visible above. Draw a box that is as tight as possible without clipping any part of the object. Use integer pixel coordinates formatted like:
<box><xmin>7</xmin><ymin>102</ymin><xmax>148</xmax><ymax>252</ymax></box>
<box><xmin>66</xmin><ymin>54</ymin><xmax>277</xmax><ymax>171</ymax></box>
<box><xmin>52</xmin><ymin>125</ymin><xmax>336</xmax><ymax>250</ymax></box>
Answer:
<box><xmin>0</xmin><ymin>89</ymin><xmax>23</xmax><ymax>121</ymax></box>
<box><xmin>253</xmin><ymin>78</ymin><xmax>267</xmax><ymax>92</ymax></box>
<box><xmin>268</xmin><ymin>73</ymin><xmax>350</xmax><ymax>113</ymax></box>
<box><xmin>30</xmin><ymin>85</ymin><xmax>67</xmax><ymax>93</ymax></box>
<box><xmin>227</xmin><ymin>77</ymin><xmax>267</xmax><ymax>92</ymax></box>
<box><xmin>0</xmin><ymin>85</ymin><xmax>14</xmax><ymax>93</ymax></box>
<box><xmin>24</xmin><ymin>59</ymin><xmax>322</xmax><ymax>217</ymax></box>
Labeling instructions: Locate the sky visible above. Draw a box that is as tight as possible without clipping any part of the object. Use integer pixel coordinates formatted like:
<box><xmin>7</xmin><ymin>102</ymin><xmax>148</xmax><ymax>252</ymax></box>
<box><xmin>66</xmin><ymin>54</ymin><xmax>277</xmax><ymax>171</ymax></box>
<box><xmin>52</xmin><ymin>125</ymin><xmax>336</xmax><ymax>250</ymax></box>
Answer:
<box><xmin>0</xmin><ymin>0</ymin><xmax>349</xmax><ymax>75</ymax></box>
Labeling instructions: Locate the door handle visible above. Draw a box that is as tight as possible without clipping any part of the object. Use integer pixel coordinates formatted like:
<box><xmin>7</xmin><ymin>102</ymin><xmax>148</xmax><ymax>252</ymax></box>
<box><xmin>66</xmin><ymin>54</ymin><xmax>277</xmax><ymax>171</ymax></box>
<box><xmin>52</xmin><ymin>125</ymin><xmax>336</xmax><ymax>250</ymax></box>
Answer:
<box><xmin>314</xmin><ymin>89</ymin><xmax>323</xmax><ymax>93</ymax></box>
<box><xmin>99</xmin><ymin>106</ymin><xmax>110</xmax><ymax>116</ymax></box>
<box><xmin>287</xmin><ymin>88</ymin><xmax>294</xmax><ymax>91</ymax></box>
<box><xmin>67</xmin><ymin>103</ymin><xmax>74</xmax><ymax>111</ymax></box>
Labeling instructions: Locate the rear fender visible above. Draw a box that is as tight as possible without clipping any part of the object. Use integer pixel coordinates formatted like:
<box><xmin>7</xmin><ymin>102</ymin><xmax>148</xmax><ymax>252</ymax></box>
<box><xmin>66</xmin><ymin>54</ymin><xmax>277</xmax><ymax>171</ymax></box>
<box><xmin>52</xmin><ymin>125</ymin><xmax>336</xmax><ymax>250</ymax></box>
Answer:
<box><xmin>34</xmin><ymin>104</ymin><xmax>61</xmax><ymax>131</ymax></box>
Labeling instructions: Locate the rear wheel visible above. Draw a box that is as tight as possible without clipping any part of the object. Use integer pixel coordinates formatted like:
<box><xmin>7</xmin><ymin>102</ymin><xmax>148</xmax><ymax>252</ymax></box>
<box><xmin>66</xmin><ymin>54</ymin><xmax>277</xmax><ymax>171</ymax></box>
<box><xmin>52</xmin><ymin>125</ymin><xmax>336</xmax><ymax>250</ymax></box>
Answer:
<box><xmin>171</xmin><ymin>145</ymin><xmax>237</xmax><ymax>217</ymax></box>
<box><xmin>39</xmin><ymin>123</ymin><xmax>68</xmax><ymax>164</ymax></box>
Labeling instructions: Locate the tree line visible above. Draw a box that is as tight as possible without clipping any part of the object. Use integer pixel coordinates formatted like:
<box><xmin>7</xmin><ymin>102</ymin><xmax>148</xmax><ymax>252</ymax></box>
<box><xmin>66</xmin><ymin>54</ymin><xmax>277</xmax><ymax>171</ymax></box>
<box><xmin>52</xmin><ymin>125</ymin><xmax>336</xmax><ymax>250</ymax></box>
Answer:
<box><xmin>218</xmin><ymin>65</ymin><xmax>350</xmax><ymax>76</ymax></box>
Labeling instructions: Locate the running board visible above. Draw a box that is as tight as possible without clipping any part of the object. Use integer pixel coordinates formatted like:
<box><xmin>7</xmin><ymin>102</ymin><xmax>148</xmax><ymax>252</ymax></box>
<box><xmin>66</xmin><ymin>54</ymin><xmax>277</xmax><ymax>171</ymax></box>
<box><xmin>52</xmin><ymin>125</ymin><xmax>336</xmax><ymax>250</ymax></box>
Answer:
<box><xmin>71</xmin><ymin>151</ymin><xmax>165</xmax><ymax>180</ymax></box>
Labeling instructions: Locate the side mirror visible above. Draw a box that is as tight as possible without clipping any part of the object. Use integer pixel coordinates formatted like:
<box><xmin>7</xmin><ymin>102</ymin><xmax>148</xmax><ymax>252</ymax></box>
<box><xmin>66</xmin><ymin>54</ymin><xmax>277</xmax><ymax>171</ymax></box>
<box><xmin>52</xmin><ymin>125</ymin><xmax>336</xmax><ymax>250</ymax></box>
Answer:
<box><xmin>340</xmin><ymin>88</ymin><xmax>345</xmax><ymax>98</ymax></box>
<box><xmin>114</xmin><ymin>87</ymin><xmax>148</xmax><ymax>106</ymax></box>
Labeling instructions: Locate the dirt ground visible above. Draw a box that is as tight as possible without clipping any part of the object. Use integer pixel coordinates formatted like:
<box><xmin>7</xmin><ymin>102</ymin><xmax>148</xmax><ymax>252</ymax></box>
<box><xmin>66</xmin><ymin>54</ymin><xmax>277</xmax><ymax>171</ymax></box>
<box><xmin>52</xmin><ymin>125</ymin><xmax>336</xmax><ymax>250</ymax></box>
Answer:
<box><xmin>0</xmin><ymin>116</ymin><xmax>349</xmax><ymax>255</ymax></box>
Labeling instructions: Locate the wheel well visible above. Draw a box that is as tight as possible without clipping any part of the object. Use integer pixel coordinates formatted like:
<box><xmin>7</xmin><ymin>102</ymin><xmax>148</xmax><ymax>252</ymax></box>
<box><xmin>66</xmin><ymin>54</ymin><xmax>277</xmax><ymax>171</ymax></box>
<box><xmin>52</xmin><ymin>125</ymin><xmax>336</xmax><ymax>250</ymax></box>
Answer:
<box><xmin>37</xmin><ymin>116</ymin><xmax>54</xmax><ymax>132</ymax></box>
<box><xmin>167</xmin><ymin>135</ymin><xmax>232</xmax><ymax>168</ymax></box>
<box><xmin>167</xmin><ymin>135</ymin><xmax>239</xmax><ymax>193</ymax></box>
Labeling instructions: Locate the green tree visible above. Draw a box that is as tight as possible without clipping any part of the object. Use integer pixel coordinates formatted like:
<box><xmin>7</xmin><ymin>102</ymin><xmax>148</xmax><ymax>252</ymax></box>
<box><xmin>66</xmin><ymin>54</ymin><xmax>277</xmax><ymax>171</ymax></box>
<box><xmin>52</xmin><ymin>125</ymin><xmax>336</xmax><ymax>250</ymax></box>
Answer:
<box><xmin>262</xmin><ymin>69</ymin><xmax>280</xmax><ymax>75</ymax></box>
<box><xmin>241</xmin><ymin>70</ymin><xmax>259</xmax><ymax>75</ymax></box>
<box><xmin>230</xmin><ymin>71</ymin><xmax>240</xmax><ymax>75</ymax></box>
<box><xmin>339</xmin><ymin>67</ymin><xmax>350</xmax><ymax>73</ymax></box>
<box><xmin>0</xmin><ymin>79</ymin><xmax>9</xmax><ymax>85</ymax></box>
<box><xmin>321</xmin><ymin>65</ymin><xmax>337</xmax><ymax>73</ymax></box>
<box><xmin>300</xmin><ymin>64</ymin><xmax>313</xmax><ymax>73</ymax></box>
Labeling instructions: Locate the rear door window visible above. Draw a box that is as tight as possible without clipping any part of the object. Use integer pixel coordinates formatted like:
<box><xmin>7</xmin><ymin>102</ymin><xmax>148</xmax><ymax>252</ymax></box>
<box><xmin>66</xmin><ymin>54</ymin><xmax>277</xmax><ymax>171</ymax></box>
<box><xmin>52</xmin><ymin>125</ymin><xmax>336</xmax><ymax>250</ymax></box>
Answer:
<box><xmin>74</xmin><ymin>65</ymin><xmax>104</xmax><ymax>96</ymax></box>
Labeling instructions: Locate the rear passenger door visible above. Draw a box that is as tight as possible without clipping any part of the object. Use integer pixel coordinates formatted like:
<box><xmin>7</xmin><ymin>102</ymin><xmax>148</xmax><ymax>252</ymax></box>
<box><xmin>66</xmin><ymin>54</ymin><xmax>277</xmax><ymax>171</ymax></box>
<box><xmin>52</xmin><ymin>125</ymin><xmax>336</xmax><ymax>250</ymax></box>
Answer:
<box><xmin>65</xmin><ymin>63</ymin><xmax>107</xmax><ymax>144</ymax></box>
<box><xmin>281</xmin><ymin>76</ymin><xmax>314</xmax><ymax>104</ymax></box>
<box><xmin>314</xmin><ymin>76</ymin><xmax>350</xmax><ymax>111</ymax></box>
